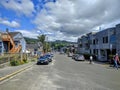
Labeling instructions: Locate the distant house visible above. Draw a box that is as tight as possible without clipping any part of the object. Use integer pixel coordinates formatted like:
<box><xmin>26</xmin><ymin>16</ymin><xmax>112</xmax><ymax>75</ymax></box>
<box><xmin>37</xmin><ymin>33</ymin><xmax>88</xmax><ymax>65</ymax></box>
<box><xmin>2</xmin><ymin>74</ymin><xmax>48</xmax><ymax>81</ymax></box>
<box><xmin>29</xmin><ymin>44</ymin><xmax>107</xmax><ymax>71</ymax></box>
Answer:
<box><xmin>26</xmin><ymin>42</ymin><xmax>42</xmax><ymax>56</ymax></box>
<box><xmin>1</xmin><ymin>31</ymin><xmax>26</xmax><ymax>53</ymax></box>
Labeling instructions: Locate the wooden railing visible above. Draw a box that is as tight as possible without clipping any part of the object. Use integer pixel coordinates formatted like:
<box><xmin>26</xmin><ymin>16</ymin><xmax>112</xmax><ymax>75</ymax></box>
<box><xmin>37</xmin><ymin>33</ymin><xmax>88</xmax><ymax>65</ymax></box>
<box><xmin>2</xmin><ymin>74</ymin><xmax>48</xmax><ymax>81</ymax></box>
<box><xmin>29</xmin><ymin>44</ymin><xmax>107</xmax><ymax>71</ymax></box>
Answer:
<box><xmin>2</xmin><ymin>33</ymin><xmax>21</xmax><ymax>53</ymax></box>
<box><xmin>1</xmin><ymin>34</ymin><xmax>10</xmax><ymax>41</ymax></box>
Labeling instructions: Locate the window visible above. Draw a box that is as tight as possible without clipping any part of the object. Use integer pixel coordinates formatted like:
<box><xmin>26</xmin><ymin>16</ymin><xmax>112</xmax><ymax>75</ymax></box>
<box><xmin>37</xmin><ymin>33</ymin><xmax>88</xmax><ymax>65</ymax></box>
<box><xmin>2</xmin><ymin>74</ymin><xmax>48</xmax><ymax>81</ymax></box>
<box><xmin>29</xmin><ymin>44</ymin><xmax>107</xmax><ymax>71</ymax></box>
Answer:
<box><xmin>96</xmin><ymin>39</ymin><xmax>98</xmax><ymax>44</ymax></box>
<box><xmin>93</xmin><ymin>39</ymin><xmax>95</xmax><ymax>45</ymax></box>
<box><xmin>103</xmin><ymin>36</ymin><xmax>108</xmax><ymax>43</ymax></box>
<box><xmin>93</xmin><ymin>49</ymin><xmax>96</xmax><ymax>54</ymax></box>
<box><xmin>79</xmin><ymin>44</ymin><xmax>82</xmax><ymax>48</ymax></box>
<box><xmin>85</xmin><ymin>43</ymin><xmax>89</xmax><ymax>49</ymax></box>
<box><xmin>0</xmin><ymin>42</ymin><xmax>2</xmax><ymax>45</ymax></box>
<box><xmin>105</xmin><ymin>36</ymin><xmax>108</xmax><ymax>43</ymax></box>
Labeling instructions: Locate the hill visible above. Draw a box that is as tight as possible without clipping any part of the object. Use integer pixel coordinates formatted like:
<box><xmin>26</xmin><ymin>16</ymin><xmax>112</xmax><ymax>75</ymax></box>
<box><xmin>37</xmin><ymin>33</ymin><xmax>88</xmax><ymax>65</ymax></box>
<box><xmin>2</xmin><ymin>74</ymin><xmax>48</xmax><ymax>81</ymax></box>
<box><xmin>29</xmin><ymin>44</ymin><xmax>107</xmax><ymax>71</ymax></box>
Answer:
<box><xmin>24</xmin><ymin>37</ymin><xmax>39</xmax><ymax>44</ymax></box>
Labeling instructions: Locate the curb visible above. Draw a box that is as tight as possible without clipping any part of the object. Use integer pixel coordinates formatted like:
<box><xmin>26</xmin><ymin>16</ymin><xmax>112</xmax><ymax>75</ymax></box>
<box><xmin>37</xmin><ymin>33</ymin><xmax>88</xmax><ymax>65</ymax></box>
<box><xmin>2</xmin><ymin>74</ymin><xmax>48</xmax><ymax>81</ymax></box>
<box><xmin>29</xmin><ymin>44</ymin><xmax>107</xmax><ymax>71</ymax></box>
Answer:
<box><xmin>0</xmin><ymin>64</ymin><xmax>33</xmax><ymax>82</ymax></box>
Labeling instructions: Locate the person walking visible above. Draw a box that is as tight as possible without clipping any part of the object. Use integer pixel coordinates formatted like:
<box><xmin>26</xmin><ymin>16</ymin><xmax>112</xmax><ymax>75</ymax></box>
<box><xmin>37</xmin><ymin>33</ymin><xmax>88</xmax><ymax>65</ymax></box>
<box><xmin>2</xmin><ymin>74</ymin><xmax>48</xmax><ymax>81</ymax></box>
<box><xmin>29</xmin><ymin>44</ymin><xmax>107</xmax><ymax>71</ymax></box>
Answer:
<box><xmin>89</xmin><ymin>55</ymin><xmax>93</xmax><ymax>64</ymax></box>
<box><xmin>114</xmin><ymin>53</ymin><xmax>120</xmax><ymax>70</ymax></box>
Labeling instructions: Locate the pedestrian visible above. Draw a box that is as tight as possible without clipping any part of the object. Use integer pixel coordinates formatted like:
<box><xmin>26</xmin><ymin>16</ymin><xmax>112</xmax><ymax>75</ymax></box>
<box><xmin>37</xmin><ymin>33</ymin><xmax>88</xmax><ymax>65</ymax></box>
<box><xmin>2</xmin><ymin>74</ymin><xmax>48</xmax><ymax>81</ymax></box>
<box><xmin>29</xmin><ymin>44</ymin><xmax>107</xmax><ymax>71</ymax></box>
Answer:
<box><xmin>89</xmin><ymin>55</ymin><xmax>93</xmax><ymax>64</ymax></box>
<box><xmin>113</xmin><ymin>53</ymin><xmax>120</xmax><ymax>70</ymax></box>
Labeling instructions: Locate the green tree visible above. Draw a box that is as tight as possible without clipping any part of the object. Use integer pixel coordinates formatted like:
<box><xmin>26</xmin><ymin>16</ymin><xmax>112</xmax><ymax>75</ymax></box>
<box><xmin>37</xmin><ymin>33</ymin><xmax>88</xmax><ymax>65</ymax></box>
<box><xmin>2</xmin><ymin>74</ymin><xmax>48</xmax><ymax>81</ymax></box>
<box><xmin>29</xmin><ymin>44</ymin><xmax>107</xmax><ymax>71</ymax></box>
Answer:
<box><xmin>37</xmin><ymin>35</ymin><xmax>51</xmax><ymax>53</ymax></box>
<box><xmin>37</xmin><ymin>35</ymin><xmax>46</xmax><ymax>53</ymax></box>
<box><xmin>37</xmin><ymin>35</ymin><xmax>45</xmax><ymax>44</ymax></box>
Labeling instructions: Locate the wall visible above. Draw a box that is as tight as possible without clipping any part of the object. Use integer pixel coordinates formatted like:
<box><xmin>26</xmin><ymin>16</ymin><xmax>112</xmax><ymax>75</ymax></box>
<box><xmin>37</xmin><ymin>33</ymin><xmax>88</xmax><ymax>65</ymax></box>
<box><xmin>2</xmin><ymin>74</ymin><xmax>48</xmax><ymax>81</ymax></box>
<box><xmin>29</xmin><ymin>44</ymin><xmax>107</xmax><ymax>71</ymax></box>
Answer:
<box><xmin>13</xmin><ymin>33</ymin><xmax>26</xmax><ymax>52</ymax></box>
<box><xmin>116</xmin><ymin>24</ymin><xmax>120</xmax><ymax>55</ymax></box>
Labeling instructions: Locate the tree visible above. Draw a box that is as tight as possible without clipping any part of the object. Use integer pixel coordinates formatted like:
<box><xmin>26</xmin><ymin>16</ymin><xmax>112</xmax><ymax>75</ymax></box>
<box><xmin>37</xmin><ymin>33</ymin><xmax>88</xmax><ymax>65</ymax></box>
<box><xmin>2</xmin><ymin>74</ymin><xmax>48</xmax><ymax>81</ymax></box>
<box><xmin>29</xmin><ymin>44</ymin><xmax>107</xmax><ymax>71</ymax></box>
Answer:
<box><xmin>37</xmin><ymin>35</ymin><xmax>50</xmax><ymax>53</ymax></box>
<box><xmin>37</xmin><ymin>35</ymin><xmax>46</xmax><ymax>53</ymax></box>
<box><xmin>37</xmin><ymin>35</ymin><xmax>45</xmax><ymax>44</ymax></box>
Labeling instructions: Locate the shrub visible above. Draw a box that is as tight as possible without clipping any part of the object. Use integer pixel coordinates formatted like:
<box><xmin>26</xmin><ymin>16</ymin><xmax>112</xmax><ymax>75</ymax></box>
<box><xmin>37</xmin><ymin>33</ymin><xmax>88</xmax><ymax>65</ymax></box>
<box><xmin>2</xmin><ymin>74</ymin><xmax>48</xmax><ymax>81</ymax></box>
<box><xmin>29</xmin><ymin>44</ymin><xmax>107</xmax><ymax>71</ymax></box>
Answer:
<box><xmin>83</xmin><ymin>53</ymin><xmax>91</xmax><ymax>60</ymax></box>
<box><xmin>10</xmin><ymin>60</ymin><xmax>20</xmax><ymax>66</ymax></box>
<box><xmin>23</xmin><ymin>59</ymin><xmax>28</xmax><ymax>63</ymax></box>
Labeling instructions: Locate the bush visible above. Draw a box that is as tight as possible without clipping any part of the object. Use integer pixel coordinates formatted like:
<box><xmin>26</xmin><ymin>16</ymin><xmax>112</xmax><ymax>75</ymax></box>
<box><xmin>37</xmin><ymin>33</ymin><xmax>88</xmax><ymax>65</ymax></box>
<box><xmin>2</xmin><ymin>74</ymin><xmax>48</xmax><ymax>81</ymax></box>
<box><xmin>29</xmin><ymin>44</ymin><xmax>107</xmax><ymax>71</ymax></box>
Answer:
<box><xmin>23</xmin><ymin>59</ymin><xmax>28</xmax><ymax>63</ymax></box>
<box><xmin>10</xmin><ymin>60</ymin><xmax>20</xmax><ymax>66</ymax></box>
<box><xmin>83</xmin><ymin>53</ymin><xmax>91</xmax><ymax>60</ymax></box>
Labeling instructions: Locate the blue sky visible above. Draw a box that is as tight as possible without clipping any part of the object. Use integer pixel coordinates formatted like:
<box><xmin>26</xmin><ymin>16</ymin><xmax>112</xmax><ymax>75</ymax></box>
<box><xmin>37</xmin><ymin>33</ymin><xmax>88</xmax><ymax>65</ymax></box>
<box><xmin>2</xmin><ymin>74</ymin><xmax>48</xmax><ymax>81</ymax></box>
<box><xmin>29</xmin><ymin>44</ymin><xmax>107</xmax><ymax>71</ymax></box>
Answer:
<box><xmin>0</xmin><ymin>0</ymin><xmax>120</xmax><ymax>42</ymax></box>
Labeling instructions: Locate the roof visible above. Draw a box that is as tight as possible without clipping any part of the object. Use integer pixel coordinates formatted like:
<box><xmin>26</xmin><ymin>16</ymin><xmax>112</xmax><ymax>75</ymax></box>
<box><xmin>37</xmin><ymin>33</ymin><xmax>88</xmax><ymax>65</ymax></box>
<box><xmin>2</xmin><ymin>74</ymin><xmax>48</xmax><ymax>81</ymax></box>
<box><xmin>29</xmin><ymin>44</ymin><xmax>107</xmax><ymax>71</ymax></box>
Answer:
<box><xmin>9</xmin><ymin>32</ymin><xmax>21</xmax><ymax>37</ymax></box>
<box><xmin>2</xmin><ymin>32</ymin><xmax>21</xmax><ymax>37</ymax></box>
<box><xmin>26</xmin><ymin>42</ymin><xmax>42</xmax><ymax>49</ymax></box>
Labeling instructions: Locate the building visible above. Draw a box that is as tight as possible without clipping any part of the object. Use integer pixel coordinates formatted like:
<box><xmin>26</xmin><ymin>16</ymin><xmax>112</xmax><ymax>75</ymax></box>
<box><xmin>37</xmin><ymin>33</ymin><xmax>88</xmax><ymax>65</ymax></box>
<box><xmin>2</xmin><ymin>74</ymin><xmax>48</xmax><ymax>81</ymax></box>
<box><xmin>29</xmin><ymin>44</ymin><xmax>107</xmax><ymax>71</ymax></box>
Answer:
<box><xmin>78</xmin><ymin>32</ymin><xmax>97</xmax><ymax>54</ymax></box>
<box><xmin>1</xmin><ymin>31</ymin><xmax>26</xmax><ymax>54</ymax></box>
<box><xmin>77</xmin><ymin>26</ymin><xmax>117</xmax><ymax>61</ymax></box>
<box><xmin>91</xmin><ymin>28</ymin><xmax>116</xmax><ymax>61</ymax></box>
<box><xmin>116</xmin><ymin>24</ymin><xmax>120</xmax><ymax>55</ymax></box>
<box><xmin>26</xmin><ymin>42</ymin><xmax>42</xmax><ymax>56</ymax></box>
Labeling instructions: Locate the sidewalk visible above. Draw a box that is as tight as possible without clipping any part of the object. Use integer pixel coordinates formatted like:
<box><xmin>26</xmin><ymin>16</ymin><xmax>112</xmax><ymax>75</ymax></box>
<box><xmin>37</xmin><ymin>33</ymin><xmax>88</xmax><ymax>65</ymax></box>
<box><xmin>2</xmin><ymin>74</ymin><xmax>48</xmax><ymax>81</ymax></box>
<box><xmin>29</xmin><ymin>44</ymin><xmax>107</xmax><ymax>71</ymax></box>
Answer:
<box><xmin>0</xmin><ymin>61</ymin><xmax>35</xmax><ymax>79</ymax></box>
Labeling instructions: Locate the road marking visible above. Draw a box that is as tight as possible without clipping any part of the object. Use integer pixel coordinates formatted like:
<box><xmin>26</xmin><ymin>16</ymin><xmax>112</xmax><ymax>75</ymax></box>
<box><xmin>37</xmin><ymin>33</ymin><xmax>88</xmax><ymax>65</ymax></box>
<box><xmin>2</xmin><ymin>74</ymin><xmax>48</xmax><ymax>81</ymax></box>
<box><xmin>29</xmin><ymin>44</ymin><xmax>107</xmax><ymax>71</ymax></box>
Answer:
<box><xmin>0</xmin><ymin>64</ymin><xmax>33</xmax><ymax>82</ymax></box>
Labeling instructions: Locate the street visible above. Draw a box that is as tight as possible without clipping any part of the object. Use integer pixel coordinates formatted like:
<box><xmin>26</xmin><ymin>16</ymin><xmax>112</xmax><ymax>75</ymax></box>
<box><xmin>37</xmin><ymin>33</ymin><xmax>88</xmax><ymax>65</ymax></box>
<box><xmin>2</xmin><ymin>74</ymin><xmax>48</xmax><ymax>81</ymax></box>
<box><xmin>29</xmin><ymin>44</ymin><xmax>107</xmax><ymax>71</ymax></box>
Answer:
<box><xmin>0</xmin><ymin>53</ymin><xmax>120</xmax><ymax>90</ymax></box>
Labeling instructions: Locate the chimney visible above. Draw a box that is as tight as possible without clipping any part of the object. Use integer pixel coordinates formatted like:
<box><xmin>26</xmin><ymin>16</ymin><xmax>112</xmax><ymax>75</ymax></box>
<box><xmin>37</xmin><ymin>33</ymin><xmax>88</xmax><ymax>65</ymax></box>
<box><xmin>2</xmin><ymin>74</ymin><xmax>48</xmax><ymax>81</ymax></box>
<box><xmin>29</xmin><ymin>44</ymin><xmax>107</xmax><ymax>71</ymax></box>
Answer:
<box><xmin>6</xmin><ymin>28</ymin><xmax>9</xmax><ymax>32</ymax></box>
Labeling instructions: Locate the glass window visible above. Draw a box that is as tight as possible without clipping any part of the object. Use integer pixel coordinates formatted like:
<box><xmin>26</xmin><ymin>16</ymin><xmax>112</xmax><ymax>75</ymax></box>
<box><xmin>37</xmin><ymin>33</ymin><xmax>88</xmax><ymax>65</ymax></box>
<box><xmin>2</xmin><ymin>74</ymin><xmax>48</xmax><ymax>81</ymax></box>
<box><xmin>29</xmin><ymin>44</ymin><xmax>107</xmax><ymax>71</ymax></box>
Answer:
<box><xmin>103</xmin><ymin>36</ymin><xmax>108</xmax><ymax>43</ymax></box>
<box><xmin>0</xmin><ymin>42</ymin><xmax>2</xmax><ymax>45</ymax></box>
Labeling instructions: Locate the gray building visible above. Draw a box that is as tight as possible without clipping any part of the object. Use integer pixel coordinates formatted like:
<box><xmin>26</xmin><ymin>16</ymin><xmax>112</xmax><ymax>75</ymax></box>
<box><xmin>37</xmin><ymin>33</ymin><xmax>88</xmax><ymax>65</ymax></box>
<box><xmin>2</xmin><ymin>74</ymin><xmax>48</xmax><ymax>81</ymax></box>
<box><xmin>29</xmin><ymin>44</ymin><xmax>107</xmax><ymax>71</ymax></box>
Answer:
<box><xmin>77</xmin><ymin>27</ymin><xmax>117</xmax><ymax>61</ymax></box>
<box><xmin>116</xmin><ymin>24</ymin><xmax>120</xmax><ymax>55</ymax></box>
<box><xmin>91</xmin><ymin>28</ymin><xmax>116</xmax><ymax>61</ymax></box>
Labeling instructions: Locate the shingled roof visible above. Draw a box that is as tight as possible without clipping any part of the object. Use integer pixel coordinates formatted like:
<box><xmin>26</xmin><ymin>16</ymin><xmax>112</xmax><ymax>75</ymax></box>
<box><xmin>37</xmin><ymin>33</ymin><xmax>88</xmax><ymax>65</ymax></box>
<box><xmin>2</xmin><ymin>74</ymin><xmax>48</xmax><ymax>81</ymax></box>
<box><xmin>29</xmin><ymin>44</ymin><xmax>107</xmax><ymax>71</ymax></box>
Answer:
<box><xmin>9</xmin><ymin>32</ymin><xmax>21</xmax><ymax>37</ymax></box>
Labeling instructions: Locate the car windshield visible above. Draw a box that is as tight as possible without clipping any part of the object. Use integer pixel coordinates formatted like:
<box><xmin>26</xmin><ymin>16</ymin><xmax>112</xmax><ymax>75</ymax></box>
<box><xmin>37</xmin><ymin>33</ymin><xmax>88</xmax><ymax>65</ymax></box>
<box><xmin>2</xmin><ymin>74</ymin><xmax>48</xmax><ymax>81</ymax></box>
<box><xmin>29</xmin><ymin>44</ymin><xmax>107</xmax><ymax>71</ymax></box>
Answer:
<box><xmin>39</xmin><ymin>56</ymin><xmax>46</xmax><ymax>59</ymax></box>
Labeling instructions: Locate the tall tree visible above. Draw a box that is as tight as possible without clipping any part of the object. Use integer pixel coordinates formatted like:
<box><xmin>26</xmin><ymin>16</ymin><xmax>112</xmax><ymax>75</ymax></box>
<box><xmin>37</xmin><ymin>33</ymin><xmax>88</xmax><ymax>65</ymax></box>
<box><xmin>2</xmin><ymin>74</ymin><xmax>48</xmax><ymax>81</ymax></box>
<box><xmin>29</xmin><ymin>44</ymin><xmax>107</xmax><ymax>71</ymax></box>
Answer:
<box><xmin>37</xmin><ymin>35</ymin><xmax>50</xmax><ymax>53</ymax></box>
<box><xmin>37</xmin><ymin>35</ymin><xmax>46</xmax><ymax>53</ymax></box>
<box><xmin>37</xmin><ymin>35</ymin><xmax>45</xmax><ymax>44</ymax></box>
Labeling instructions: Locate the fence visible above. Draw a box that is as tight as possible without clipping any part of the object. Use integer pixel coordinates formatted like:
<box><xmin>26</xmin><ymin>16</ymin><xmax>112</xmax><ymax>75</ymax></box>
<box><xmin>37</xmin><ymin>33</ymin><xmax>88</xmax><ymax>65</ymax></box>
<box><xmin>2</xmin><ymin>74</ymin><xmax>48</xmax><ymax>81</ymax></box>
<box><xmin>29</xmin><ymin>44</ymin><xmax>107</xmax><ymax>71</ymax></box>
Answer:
<box><xmin>0</xmin><ymin>53</ymin><xmax>28</xmax><ymax>65</ymax></box>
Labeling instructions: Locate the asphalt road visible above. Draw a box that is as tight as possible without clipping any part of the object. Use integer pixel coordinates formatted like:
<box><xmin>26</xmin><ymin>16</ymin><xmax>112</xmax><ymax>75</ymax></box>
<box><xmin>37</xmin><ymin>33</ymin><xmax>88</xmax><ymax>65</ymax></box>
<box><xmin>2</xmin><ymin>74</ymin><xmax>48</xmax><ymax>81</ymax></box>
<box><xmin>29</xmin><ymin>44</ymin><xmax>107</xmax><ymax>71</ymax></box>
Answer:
<box><xmin>0</xmin><ymin>53</ymin><xmax>120</xmax><ymax>90</ymax></box>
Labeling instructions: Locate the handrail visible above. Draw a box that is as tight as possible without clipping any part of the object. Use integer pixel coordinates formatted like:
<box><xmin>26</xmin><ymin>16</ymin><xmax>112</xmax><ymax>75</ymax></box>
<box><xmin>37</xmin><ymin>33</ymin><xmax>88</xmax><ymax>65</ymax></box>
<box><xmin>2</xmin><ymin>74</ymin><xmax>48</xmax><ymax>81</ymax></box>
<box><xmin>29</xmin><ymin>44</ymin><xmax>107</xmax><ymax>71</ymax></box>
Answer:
<box><xmin>2</xmin><ymin>33</ymin><xmax>21</xmax><ymax>53</ymax></box>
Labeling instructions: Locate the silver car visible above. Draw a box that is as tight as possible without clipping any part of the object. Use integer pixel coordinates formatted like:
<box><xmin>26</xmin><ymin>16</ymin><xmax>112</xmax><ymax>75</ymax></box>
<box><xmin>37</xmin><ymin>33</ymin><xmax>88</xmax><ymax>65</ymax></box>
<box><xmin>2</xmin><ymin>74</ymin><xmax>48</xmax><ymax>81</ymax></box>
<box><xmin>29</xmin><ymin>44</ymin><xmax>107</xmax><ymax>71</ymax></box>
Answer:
<box><xmin>75</xmin><ymin>54</ymin><xmax>85</xmax><ymax>61</ymax></box>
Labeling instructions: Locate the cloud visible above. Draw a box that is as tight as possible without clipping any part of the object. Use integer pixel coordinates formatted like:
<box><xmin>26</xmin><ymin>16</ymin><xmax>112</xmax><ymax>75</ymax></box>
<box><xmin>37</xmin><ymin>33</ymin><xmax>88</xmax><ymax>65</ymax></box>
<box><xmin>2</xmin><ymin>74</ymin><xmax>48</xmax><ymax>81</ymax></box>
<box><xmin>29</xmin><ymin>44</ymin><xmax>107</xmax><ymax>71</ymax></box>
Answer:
<box><xmin>0</xmin><ymin>18</ymin><xmax>20</xmax><ymax>28</ymax></box>
<box><xmin>15</xmin><ymin>30</ymin><xmax>38</xmax><ymax>38</ymax></box>
<box><xmin>0</xmin><ymin>0</ymin><xmax>35</xmax><ymax>16</ymax></box>
<box><xmin>33</xmin><ymin>0</ymin><xmax>120</xmax><ymax>41</ymax></box>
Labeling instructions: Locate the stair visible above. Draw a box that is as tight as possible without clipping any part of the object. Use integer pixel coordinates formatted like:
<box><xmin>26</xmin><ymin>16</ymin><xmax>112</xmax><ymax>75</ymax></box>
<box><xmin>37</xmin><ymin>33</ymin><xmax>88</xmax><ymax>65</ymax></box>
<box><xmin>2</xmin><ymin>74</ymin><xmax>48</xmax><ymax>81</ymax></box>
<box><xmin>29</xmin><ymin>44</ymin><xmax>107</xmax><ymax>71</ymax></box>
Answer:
<box><xmin>2</xmin><ymin>32</ymin><xmax>21</xmax><ymax>53</ymax></box>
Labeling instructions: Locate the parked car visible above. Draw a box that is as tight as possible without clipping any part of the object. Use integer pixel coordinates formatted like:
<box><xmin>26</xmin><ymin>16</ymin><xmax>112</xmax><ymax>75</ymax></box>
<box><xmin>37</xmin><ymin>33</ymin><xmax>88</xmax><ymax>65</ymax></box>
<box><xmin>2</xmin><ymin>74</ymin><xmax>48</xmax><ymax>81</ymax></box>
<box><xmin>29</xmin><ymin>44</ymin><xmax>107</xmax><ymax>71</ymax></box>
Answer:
<box><xmin>45</xmin><ymin>54</ymin><xmax>52</xmax><ymax>62</ymax></box>
<box><xmin>72</xmin><ymin>54</ymin><xmax>79</xmax><ymax>59</ymax></box>
<box><xmin>37</xmin><ymin>56</ymin><xmax>49</xmax><ymax>65</ymax></box>
<box><xmin>68</xmin><ymin>52</ymin><xmax>73</xmax><ymax>57</ymax></box>
<box><xmin>75</xmin><ymin>54</ymin><xmax>85</xmax><ymax>61</ymax></box>
<box><xmin>50</xmin><ymin>53</ymin><xmax>54</xmax><ymax>57</ymax></box>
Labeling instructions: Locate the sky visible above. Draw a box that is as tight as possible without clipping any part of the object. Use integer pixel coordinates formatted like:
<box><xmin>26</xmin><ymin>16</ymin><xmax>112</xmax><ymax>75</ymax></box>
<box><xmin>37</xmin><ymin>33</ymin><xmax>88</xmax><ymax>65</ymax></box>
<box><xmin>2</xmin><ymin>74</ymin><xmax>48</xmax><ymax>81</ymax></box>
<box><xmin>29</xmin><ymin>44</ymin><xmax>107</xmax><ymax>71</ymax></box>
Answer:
<box><xmin>0</xmin><ymin>0</ymin><xmax>120</xmax><ymax>42</ymax></box>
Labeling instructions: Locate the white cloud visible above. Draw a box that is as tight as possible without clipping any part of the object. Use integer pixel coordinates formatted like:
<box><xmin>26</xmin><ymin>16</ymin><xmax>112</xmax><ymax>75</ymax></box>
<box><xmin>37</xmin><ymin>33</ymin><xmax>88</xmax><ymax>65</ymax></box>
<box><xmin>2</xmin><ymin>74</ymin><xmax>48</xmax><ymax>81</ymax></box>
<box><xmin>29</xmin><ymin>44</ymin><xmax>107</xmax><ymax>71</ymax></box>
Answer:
<box><xmin>15</xmin><ymin>30</ymin><xmax>38</xmax><ymax>38</ymax></box>
<box><xmin>0</xmin><ymin>0</ymin><xmax>35</xmax><ymax>16</ymax></box>
<box><xmin>0</xmin><ymin>18</ymin><xmax>20</xmax><ymax>28</ymax></box>
<box><xmin>33</xmin><ymin>0</ymin><xmax>120</xmax><ymax>41</ymax></box>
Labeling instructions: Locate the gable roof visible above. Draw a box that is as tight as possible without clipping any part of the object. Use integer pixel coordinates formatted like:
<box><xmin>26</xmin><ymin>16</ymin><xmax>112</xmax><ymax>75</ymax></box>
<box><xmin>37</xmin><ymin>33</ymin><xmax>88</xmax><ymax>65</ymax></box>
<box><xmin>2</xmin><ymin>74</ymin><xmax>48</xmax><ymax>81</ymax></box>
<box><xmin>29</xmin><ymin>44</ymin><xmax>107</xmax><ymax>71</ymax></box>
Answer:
<box><xmin>9</xmin><ymin>32</ymin><xmax>21</xmax><ymax>37</ymax></box>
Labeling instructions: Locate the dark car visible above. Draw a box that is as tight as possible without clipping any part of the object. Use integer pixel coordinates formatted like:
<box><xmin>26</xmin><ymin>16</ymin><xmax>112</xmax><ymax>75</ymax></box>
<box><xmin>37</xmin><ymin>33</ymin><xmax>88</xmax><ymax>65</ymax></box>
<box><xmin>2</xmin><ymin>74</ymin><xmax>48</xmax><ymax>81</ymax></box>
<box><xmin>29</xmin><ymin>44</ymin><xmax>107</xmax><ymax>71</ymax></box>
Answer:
<box><xmin>45</xmin><ymin>54</ymin><xmax>52</xmax><ymax>62</ymax></box>
<box><xmin>37</xmin><ymin>56</ymin><xmax>49</xmax><ymax>65</ymax></box>
<box><xmin>50</xmin><ymin>53</ymin><xmax>54</xmax><ymax>57</ymax></box>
